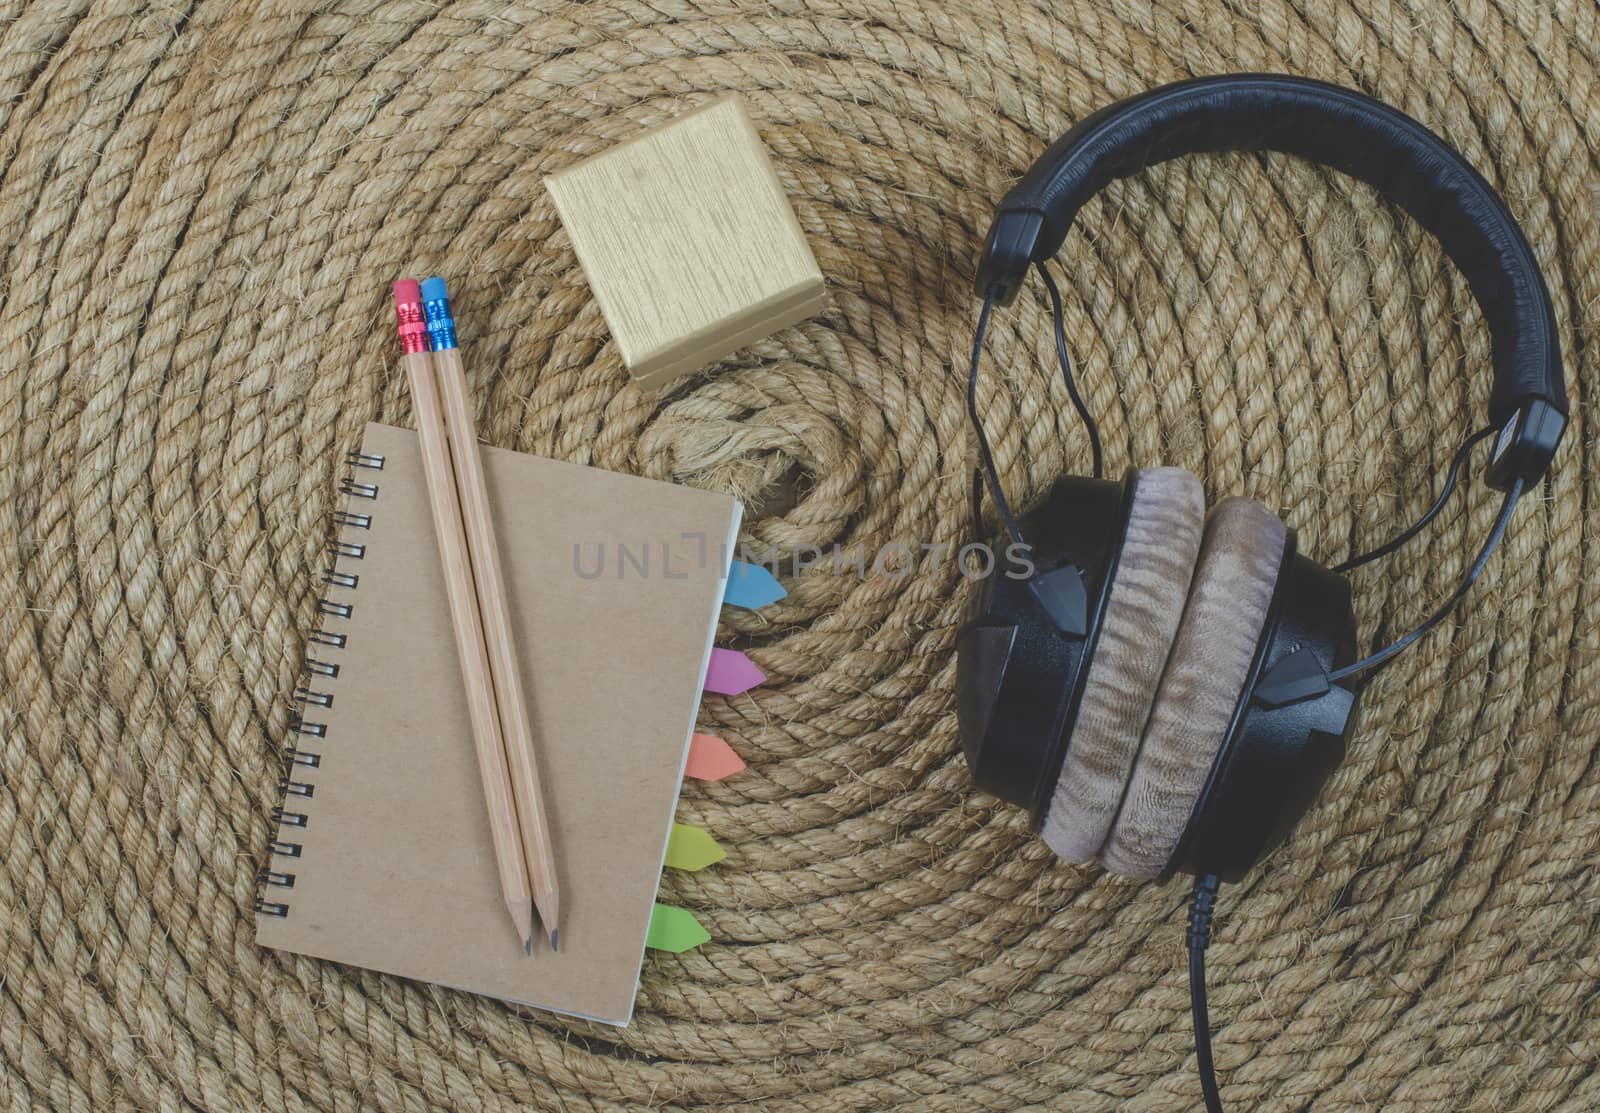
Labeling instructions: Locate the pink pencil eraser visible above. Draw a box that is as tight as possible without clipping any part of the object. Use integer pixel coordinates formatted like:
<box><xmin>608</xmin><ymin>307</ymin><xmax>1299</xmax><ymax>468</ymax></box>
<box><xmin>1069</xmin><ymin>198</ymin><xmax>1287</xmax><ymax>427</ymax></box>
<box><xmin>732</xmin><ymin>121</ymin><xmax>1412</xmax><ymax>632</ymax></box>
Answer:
<box><xmin>392</xmin><ymin>279</ymin><xmax>429</xmax><ymax>352</ymax></box>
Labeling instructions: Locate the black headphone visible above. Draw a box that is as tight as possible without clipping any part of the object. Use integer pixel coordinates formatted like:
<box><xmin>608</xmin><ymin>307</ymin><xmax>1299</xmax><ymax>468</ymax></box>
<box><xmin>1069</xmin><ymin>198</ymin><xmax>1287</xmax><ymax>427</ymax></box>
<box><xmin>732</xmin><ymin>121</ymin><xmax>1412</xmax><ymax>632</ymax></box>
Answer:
<box><xmin>954</xmin><ymin>74</ymin><xmax>1566</xmax><ymax>1110</ymax></box>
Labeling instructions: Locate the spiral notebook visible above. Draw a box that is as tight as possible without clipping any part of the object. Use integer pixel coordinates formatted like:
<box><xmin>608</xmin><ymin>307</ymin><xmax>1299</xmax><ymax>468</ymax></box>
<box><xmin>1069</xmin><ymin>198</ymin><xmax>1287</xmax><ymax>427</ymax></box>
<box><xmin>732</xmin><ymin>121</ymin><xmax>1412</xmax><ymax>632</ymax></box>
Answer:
<box><xmin>254</xmin><ymin>421</ymin><xmax>741</xmax><ymax>1025</ymax></box>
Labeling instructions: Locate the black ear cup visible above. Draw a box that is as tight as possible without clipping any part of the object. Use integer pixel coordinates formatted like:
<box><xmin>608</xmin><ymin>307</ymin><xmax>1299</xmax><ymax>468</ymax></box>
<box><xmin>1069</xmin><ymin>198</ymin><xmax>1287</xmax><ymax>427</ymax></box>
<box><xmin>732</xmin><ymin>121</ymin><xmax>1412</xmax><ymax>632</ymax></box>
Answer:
<box><xmin>1169</xmin><ymin>547</ymin><xmax>1361</xmax><ymax>881</ymax></box>
<box><xmin>956</xmin><ymin>474</ymin><xmax>1130</xmax><ymax>821</ymax></box>
<box><xmin>956</xmin><ymin>475</ymin><xmax>1364</xmax><ymax>882</ymax></box>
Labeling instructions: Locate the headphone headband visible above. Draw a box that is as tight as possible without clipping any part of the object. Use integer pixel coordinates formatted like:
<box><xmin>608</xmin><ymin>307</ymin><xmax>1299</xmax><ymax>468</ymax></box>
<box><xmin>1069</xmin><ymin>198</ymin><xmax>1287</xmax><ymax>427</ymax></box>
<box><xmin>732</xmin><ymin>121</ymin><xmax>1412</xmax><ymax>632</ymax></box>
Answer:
<box><xmin>975</xmin><ymin>74</ymin><xmax>1566</xmax><ymax>488</ymax></box>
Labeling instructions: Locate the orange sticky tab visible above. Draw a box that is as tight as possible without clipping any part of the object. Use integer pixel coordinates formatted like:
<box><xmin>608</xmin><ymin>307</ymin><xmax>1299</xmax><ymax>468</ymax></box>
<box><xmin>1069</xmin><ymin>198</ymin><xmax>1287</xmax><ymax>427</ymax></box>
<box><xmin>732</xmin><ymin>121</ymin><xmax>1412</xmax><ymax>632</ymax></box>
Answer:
<box><xmin>685</xmin><ymin>733</ymin><xmax>745</xmax><ymax>781</ymax></box>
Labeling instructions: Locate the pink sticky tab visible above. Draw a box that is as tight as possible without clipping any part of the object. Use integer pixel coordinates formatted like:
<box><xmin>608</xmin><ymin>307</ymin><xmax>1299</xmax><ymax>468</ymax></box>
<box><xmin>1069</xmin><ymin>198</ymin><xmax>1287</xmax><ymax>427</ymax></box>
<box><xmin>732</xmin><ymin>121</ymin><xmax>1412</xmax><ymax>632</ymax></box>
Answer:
<box><xmin>704</xmin><ymin>648</ymin><xmax>765</xmax><ymax>696</ymax></box>
<box><xmin>685</xmin><ymin>733</ymin><xmax>745</xmax><ymax>781</ymax></box>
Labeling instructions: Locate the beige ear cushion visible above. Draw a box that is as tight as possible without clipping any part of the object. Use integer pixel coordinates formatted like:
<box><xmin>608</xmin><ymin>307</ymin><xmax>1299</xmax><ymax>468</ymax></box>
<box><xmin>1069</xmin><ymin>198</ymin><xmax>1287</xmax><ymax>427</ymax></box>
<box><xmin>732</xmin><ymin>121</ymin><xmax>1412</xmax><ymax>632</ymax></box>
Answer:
<box><xmin>1040</xmin><ymin>467</ymin><xmax>1205</xmax><ymax>864</ymax></box>
<box><xmin>1098</xmin><ymin>497</ymin><xmax>1287</xmax><ymax>879</ymax></box>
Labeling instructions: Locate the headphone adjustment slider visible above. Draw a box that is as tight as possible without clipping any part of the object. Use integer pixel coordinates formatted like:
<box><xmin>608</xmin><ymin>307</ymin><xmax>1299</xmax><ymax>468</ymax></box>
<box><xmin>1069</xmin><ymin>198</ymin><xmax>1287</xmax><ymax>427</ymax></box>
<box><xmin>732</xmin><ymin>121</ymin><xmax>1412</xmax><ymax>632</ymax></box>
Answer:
<box><xmin>1485</xmin><ymin>399</ymin><xmax>1565</xmax><ymax>491</ymax></box>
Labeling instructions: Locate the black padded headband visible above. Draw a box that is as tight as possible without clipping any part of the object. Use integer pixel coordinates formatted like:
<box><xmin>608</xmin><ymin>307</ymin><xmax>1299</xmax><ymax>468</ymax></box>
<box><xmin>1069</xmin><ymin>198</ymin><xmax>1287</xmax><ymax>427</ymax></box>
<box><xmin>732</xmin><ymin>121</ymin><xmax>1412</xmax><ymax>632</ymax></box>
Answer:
<box><xmin>975</xmin><ymin>74</ymin><xmax>1565</xmax><ymax>488</ymax></box>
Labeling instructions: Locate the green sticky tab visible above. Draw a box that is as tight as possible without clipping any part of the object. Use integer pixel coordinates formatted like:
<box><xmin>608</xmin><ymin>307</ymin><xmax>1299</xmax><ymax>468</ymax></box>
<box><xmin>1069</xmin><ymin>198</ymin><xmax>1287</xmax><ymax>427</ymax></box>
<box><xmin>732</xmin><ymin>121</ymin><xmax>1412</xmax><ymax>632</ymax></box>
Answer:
<box><xmin>664</xmin><ymin>823</ymin><xmax>726</xmax><ymax>871</ymax></box>
<box><xmin>646</xmin><ymin>902</ymin><xmax>710</xmax><ymax>953</ymax></box>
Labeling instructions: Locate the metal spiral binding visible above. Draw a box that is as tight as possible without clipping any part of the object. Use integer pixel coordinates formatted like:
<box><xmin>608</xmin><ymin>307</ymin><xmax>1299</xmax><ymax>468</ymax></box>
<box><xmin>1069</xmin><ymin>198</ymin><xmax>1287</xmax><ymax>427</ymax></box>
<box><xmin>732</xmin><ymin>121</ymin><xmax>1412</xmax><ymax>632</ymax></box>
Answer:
<box><xmin>292</xmin><ymin>686</ymin><xmax>333</xmax><ymax>708</ymax></box>
<box><xmin>340</xmin><ymin>479</ymin><xmax>379</xmax><ymax>499</ymax></box>
<box><xmin>288</xmin><ymin>716</ymin><xmax>327</xmax><ymax>738</ymax></box>
<box><xmin>255</xmin><ymin>447</ymin><xmax>386</xmax><ymax>920</ymax></box>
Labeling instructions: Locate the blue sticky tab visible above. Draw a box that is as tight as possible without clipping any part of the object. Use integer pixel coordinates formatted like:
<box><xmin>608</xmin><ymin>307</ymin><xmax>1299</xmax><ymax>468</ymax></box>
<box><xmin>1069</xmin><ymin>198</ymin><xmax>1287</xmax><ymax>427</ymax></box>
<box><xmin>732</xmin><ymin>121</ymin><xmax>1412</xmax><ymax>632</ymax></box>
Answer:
<box><xmin>419</xmin><ymin>276</ymin><xmax>449</xmax><ymax>302</ymax></box>
<box><xmin>724</xmin><ymin>561</ymin><xmax>786</xmax><ymax>609</ymax></box>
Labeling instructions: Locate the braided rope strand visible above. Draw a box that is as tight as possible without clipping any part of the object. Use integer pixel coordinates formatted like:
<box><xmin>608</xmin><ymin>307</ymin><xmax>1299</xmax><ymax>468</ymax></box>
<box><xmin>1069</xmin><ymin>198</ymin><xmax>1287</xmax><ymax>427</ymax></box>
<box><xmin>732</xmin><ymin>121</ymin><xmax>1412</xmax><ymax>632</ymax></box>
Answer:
<box><xmin>0</xmin><ymin>2</ymin><xmax>1594</xmax><ymax>1110</ymax></box>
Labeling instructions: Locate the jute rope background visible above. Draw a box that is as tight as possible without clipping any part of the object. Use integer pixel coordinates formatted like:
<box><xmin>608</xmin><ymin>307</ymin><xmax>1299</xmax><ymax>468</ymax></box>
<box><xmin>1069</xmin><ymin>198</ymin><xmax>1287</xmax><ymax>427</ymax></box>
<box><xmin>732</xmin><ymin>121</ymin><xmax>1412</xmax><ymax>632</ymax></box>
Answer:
<box><xmin>1</xmin><ymin>1</ymin><xmax>1596</xmax><ymax>1109</ymax></box>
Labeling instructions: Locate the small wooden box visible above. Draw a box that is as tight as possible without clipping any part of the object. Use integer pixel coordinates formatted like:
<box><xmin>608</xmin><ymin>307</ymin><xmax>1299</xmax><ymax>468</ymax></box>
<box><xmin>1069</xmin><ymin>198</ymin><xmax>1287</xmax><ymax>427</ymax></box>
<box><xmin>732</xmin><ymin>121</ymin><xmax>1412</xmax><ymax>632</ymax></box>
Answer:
<box><xmin>545</xmin><ymin>96</ymin><xmax>825</xmax><ymax>390</ymax></box>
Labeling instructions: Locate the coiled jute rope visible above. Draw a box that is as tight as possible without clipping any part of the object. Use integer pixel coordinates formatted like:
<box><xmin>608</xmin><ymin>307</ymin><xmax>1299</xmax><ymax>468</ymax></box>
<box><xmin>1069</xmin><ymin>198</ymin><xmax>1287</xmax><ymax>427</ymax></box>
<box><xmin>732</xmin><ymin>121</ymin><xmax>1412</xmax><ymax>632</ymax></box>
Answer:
<box><xmin>1</xmin><ymin>1</ymin><xmax>1597</xmax><ymax>1109</ymax></box>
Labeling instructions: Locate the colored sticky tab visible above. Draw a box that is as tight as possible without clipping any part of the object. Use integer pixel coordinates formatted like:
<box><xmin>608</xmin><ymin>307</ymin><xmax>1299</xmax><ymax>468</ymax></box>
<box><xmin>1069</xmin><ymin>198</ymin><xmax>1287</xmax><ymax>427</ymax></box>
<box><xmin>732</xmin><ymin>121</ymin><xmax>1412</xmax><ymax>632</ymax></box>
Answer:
<box><xmin>705</xmin><ymin>648</ymin><xmax>764</xmax><ymax>695</ymax></box>
<box><xmin>646</xmin><ymin>902</ymin><xmax>710</xmax><ymax>953</ymax></box>
<box><xmin>723</xmin><ymin>560</ymin><xmax>786</xmax><ymax>609</ymax></box>
<box><xmin>685</xmin><ymin>733</ymin><xmax>745</xmax><ymax>781</ymax></box>
<box><xmin>664</xmin><ymin>823</ymin><xmax>726</xmax><ymax>871</ymax></box>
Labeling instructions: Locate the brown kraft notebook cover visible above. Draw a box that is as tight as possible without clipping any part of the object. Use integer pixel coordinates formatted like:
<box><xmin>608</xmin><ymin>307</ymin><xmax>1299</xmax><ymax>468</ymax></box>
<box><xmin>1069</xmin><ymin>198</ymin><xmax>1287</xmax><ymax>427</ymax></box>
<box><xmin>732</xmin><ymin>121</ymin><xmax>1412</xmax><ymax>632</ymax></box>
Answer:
<box><xmin>255</xmin><ymin>421</ymin><xmax>741</xmax><ymax>1025</ymax></box>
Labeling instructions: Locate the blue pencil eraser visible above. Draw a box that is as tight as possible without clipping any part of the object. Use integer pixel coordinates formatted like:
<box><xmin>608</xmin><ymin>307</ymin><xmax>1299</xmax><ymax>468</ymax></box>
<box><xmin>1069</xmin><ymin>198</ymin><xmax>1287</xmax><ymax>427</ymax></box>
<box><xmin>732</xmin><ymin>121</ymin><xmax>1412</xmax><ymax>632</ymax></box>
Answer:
<box><xmin>419</xmin><ymin>276</ymin><xmax>449</xmax><ymax>303</ymax></box>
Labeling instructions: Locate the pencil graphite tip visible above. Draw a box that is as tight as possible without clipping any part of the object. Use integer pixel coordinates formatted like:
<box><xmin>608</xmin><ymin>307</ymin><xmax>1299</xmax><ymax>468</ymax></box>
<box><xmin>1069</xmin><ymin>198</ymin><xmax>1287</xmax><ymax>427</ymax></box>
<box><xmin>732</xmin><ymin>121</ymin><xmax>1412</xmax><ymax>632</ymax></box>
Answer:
<box><xmin>549</xmin><ymin>929</ymin><xmax>558</xmax><ymax>953</ymax></box>
<box><xmin>508</xmin><ymin>899</ymin><xmax>535</xmax><ymax>954</ymax></box>
<box><xmin>419</xmin><ymin>275</ymin><xmax>456</xmax><ymax>351</ymax></box>
<box><xmin>391</xmin><ymin>279</ymin><xmax>429</xmax><ymax>354</ymax></box>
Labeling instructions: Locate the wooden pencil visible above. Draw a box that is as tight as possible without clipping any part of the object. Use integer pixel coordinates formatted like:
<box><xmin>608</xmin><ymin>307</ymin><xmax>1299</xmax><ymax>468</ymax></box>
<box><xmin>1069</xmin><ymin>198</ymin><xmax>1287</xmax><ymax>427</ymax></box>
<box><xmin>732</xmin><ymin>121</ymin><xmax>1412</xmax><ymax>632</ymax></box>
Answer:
<box><xmin>419</xmin><ymin>277</ymin><xmax>561</xmax><ymax>950</ymax></box>
<box><xmin>392</xmin><ymin>279</ymin><xmax>535</xmax><ymax>952</ymax></box>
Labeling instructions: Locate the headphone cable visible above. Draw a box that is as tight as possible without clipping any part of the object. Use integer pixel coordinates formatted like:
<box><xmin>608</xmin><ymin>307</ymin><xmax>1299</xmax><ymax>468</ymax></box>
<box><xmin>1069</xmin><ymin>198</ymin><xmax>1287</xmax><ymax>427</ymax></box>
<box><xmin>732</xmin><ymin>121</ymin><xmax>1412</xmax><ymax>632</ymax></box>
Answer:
<box><xmin>1188</xmin><ymin>873</ymin><xmax>1225</xmax><ymax>1113</ymax></box>
<box><xmin>1335</xmin><ymin>424</ymin><xmax>1497</xmax><ymax>573</ymax></box>
<box><xmin>967</xmin><ymin>289</ymin><xmax>1029</xmax><ymax>549</ymax></box>
<box><xmin>1035</xmin><ymin>261</ymin><xmax>1105</xmax><ymax>480</ymax></box>
<box><xmin>968</xmin><ymin>265</ymin><xmax>1111</xmax><ymax>542</ymax></box>
<box><xmin>1327</xmin><ymin>477</ymin><xmax>1523</xmax><ymax>684</ymax></box>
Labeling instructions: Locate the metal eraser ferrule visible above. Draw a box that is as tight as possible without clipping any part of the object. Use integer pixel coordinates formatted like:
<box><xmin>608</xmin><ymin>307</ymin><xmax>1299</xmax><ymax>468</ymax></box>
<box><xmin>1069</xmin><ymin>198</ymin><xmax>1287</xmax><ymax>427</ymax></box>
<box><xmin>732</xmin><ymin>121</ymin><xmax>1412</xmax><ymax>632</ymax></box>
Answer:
<box><xmin>422</xmin><ymin>296</ymin><xmax>456</xmax><ymax>351</ymax></box>
<box><xmin>419</xmin><ymin>277</ymin><xmax>457</xmax><ymax>351</ymax></box>
<box><xmin>392</xmin><ymin>298</ymin><xmax>430</xmax><ymax>355</ymax></box>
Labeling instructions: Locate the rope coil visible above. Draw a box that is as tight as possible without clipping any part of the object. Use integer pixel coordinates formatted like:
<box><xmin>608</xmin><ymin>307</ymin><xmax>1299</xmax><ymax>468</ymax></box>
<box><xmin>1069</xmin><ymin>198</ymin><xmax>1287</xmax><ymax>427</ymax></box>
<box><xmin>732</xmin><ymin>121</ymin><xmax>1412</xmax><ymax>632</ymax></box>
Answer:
<box><xmin>0</xmin><ymin>2</ymin><xmax>1595</xmax><ymax>1109</ymax></box>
